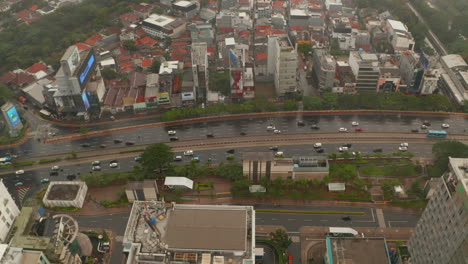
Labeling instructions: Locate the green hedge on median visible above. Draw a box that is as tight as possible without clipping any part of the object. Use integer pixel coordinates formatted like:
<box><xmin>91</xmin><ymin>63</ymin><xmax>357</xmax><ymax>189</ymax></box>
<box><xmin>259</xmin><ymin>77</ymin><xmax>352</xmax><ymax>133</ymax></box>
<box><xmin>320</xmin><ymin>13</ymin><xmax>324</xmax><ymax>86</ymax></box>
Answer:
<box><xmin>256</xmin><ymin>209</ymin><xmax>365</xmax><ymax>215</ymax></box>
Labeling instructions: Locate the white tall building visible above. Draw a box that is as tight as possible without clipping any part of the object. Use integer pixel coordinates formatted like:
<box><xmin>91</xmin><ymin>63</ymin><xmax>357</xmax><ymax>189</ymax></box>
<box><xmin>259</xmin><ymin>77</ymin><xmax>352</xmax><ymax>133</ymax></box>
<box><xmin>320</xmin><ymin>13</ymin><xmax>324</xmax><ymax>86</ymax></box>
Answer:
<box><xmin>191</xmin><ymin>42</ymin><xmax>208</xmax><ymax>102</ymax></box>
<box><xmin>408</xmin><ymin>157</ymin><xmax>468</xmax><ymax>264</ymax></box>
<box><xmin>267</xmin><ymin>35</ymin><xmax>298</xmax><ymax>96</ymax></box>
<box><xmin>386</xmin><ymin>19</ymin><xmax>415</xmax><ymax>53</ymax></box>
<box><xmin>0</xmin><ymin>180</ymin><xmax>20</xmax><ymax>243</ymax></box>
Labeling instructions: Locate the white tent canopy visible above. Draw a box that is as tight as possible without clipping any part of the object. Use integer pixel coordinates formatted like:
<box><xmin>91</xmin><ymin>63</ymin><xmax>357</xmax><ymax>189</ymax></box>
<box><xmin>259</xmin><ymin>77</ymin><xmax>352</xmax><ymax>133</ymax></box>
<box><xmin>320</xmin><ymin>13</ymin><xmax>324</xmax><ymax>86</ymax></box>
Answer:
<box><xmin>164</xmin><ymin>177</ymin><xmax>194</xmax><ymax>189</ymax></box>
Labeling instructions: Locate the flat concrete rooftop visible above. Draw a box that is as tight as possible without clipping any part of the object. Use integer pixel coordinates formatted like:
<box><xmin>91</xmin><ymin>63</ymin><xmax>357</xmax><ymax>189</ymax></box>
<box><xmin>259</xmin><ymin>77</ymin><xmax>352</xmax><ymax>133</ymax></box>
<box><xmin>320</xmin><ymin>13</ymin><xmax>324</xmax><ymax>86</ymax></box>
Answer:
<box><xmin>166</xmin><ymin>207</ymin><xmax>247</xmax><ymax>251</ymax></box>
<box><xmin>46</xmin><ymin>184</ymin><xmax>79</xmax><ymax>200</ymax></box>
<box><xmin>328</xmin><ymin>237</ymin><xmax>390</xmax><ymax>264</ymax></box>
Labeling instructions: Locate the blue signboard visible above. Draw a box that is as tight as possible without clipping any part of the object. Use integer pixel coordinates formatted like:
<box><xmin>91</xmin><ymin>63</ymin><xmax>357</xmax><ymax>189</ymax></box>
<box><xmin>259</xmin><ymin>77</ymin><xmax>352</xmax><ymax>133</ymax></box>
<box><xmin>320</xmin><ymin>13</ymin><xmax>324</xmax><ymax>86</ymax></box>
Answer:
<box><xmin>6</xmin><ymin>106</ymin><xmax>21</xmax><ymax>127</ymax></box>
<box><xmin>82</xmin><ymin>92</ymin><xmax>90</xmax><ymax>111</ymax></box>
<box><xmin>79</xmin><ymin>54</ymin><xmax>95</xmax><ymax>84</ymax></box>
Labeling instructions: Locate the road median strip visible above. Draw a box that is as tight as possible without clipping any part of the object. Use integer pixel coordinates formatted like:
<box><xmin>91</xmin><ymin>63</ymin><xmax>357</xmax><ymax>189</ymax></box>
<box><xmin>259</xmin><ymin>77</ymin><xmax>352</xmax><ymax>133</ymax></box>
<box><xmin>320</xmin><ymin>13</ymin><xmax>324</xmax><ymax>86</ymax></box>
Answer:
<box><xmin>256</xmin><ymin>209</ymin><xmax>365</xmax><ymax>215</ymax></box>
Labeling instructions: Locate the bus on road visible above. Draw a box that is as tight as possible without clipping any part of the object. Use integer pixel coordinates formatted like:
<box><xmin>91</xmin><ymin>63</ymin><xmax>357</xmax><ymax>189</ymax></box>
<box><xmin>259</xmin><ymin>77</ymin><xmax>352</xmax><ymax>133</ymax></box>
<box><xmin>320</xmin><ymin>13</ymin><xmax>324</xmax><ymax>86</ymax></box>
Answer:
<box><xmin>427</xmin><ymin>130</ymin><xmax>448</xmax><ymax>138</ymax></box>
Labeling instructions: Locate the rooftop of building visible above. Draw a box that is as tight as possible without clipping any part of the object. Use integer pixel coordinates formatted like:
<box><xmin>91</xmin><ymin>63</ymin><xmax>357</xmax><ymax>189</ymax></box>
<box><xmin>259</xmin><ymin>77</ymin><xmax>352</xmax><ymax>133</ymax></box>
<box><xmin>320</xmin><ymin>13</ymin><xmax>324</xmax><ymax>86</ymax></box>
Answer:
<box><xmin>387</xmin><ymin>19</ymin><xmax>407</xmax><ymax>32</ymax></box>
<box><xmin>290</xmin><ymin>9</ymin><xmax>308</xmax><ymax>17</ymax></box>
<box><xmin>441</xmin><ymin>54</ymin><xmax>468</xmax><ymax>70</ymax></box>
<box><xmin>191</xmin><ymin>43</ymin><xmax>208</xmax><ymax>65</ymax></box>
<box><xmin>173</xmin><ymin>0</ymin><xmax>196</xmax><ymax>7</ymax></box>
<box><xmin>326</xmin><ymin>237</ymin><xmax>390</xmax><ymax>264</ymax></box>
<box><xmin>45</xmin><ymin>184</ymin><xmax>80</xmax><ymax>201</ymax></box>
<box><xmin>277</xmin><ymin>36</ymin><xmax>293</xmax><ymax>48</ymax></box>
<box><xmin>448</xmin><ymin>157</ymin><xmax>468</xmax><ymax>195</ymax></box>
<box><xmin>144</xmin><ymin>14</ymin><xmax>176</xmax><ymax>27</ymax></box>
<box><xmin>123</xmin><ymin>202</ymin><xmax>254</xmax><ymax>261</ymax></box>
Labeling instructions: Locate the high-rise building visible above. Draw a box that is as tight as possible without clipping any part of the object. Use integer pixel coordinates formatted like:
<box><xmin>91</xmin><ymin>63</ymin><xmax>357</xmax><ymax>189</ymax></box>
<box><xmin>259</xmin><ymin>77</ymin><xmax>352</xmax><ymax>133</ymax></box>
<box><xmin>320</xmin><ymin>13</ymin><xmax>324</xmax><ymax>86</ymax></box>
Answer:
<box><xmin>408</xmin><ymin>157</ymin><xmax>468</xmax><ymax>264</ymax></box>
<box><xmin>267</xmin><ymin>35</ymin><xmax>298</xmax><ymax>96</ymax></box>
<box><xmin>385</xmin><ymin>19</ymin><xmax>415</xmax><ymax>53</ymax></box>
<box><xmin>399</xmin><ymin>50</ymin><xmax>424</xmax><ymax>91</ymax></box>
<box><xmin>0</xmin><ymin>179</ymin><xmax>20</xmax><ymax>243</ymax></box>
<box><xmin>191</xmin><ymin>42</ymin><xmax>208</xmax><ymax>102</ymax></box>
<box><xmin>312</xmin><ymin>49</ymin><xmax>336</xmax><ymax>90</ymax></box>
<box><xmin>348</xmin><ymin>51</ymin><xmax>380</xmax><ymax>92</ymax></box>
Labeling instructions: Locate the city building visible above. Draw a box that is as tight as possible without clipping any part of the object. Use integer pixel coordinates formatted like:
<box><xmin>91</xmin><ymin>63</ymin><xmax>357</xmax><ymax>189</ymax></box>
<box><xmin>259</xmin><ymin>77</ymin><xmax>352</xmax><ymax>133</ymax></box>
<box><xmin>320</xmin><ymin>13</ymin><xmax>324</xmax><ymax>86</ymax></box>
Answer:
<box><xmin>242</xmin><ymin>152</ymin><xmax>329</xmax><ymax>183</ymax></box>
<box><xmin>399</xmin><ymin>51</ymin><xmax>425</xmax><ymax>92</ymax></box>
<box><xmin>51</xmin><ymin>46</ymin><xmax>105</xmax><ymax>119</ymax></box>
<box><xmin>0</xmin><ymin>244</ymin><xmax>51</xmax><ymax>264</ymax></box>
<box><xmin>408</xmin><ymin>157</ymin><xmax>468</xmax><ymax>264</ymax></box>
<box><xmin>438</xmin><ymin>54</ymin><xmax>468</xmax><ymax>104</ymax></box>
<box><xmin>142</xmin><ymin>14</ymin><xmax>186</xmax><ymax>38</ymax></box>
<box><xmin>172</xmin><ymin>1</ymin><xmax>199</xmax><ymax>18</ymax></box>
<box><xmin>123</xmin><ymin>201</ymin><xmax>255</xmax><ymax>263</ymax></box>
<box><xmin>312</xmin><ymin>49</ymin><xmax>336</xmax><ymax>90</ymax></box>
<box><xmin>42</xmin><ymin>181</ymin><xmax>88</xmax><ymax>208</ymax></box>
<box><xmin>324</xmin><ymin>237</ymin><xmax>391</xmax><ymax>264</ymax></box>
<box><xmin>9</xmin><ymin>207</ymin><xmax>82</xmax><ymax>264</ymax></box>
<box><xmin>419</xmin><ymin>70</ymin><xmax>439</xmax><ymax>95</ymax></box>
<box><xmin>0</xmin><ymin>179</ymin><xmax>20</xmax><ymax>243</ymax></box>
<box><xmin>125</xmin><ymin>180</ymin><xmax>159</xmax><ymax>202</ymax></box>
<box><xmin>1</xmin><ymin>102</ymin><xmax>24</xmax><ymax>138</ymax></box>
<box><xmin>188</xmin><ymin>22</ymin><xmax>214</xmax><ymax>44</ymax></box>
<box><xmin>267</xmin><ymin>35</ymin><xmax>297</xmax><ymax>96</ymax></box>
<box><xmin>348</xmin><ymin>51</ymin><xmax>380</xmax><ymax>92</ymax></box>
<box><xmin>191</xmin><ymin>42</ymin><xmax>209</xmax><ymax>102</ymax></box>
<box><xmin>385</xmin><ymin>19</ymin><xmax>415</xmax><ymax>53</ymax></box>
<box><xmin>145</xmin><ymin>73</ymin><xmax>159</xmax><ymax>107</ymax></box>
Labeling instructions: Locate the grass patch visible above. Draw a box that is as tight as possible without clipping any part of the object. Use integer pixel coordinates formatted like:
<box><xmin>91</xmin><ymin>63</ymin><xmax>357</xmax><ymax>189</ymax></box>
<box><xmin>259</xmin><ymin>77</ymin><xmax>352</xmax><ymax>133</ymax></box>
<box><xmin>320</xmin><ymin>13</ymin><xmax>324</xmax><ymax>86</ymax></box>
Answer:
<box><xmin>38</xmin><ymin>157</ymin><xmax>62</xmax><ymax>164</ymax></box>
<box><xmin>256</xmin><ymin>209</ymin><xmax>365</xmax><ymax>215</ymax></box>
<box><xmin>13</xmin><ymin>160</ymin><xmax>37</xmax><ymax>167</ymax></box>
<box><xmin>119</xmin><ymin>149</ymin><xmax>144</xmax><ymax>154</ymax></box>
<box><xmin>100</xmin><ymin>191</ymin><xmax>130</xmax><ymax>208</ymax></box>
<box><xmin>0</xmin><ymin>164</ymin><xmax>12</xmax><ymax>169</ymax></box>
<box><xmin>46</xmin><ymin>206</ymin><xmax>80</xmax><ymax>212</ymax></box>
<box><xmin>390</xmin><ymin>199</ymin><xmax>428</xmax><ymax>209</ymax></box>
<box><xmin>0</xmin><ymin>122</ymin><xmax>27</xmax><ymax>145</ymax></box>
<box><xmin>360</xmin><ymin>163</ymin><xmax>420</xmax><ymax>177</ymax></box>
<box><xmin>81</xmin><ymin>170</ymin><xmax>144</xmax><ymax>187</ymax></box>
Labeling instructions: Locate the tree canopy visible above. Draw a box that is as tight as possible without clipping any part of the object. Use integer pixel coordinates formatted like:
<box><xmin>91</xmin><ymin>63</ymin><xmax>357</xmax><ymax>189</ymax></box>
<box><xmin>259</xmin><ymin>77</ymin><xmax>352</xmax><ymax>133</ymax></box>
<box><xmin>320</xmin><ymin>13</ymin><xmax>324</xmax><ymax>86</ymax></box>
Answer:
<box><xmin>270</xmin><ymin>229</ymin><xmax>292</xmax><ymax>251</ymax></box>
<box><xmin>429</xmin><ymin>141</ymin><xmax>468</xmax><ymax>177</ymax></box>
<box><xmin>141</xmin><ymin>143</ymin><xmax>174</xmax><ymax>174</ymax></box>
<box><xmin>150</xmin><ymin>60</ymin><xmax>161</xmax><ymax>73</ymax></box>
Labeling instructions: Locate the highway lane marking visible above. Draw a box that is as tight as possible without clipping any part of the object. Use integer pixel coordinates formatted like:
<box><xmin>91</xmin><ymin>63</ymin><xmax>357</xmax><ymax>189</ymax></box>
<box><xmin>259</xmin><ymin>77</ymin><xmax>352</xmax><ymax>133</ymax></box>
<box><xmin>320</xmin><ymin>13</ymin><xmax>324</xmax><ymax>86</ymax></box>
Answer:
<box><xmin>288</xmin><ymin>219</ymin><xmax>295</xmax><ymax>221</ymax></box>
<box><xmin>388</xmin><ymin>221</ymin><xmax>409</xmax><ymax>228</ymax></box>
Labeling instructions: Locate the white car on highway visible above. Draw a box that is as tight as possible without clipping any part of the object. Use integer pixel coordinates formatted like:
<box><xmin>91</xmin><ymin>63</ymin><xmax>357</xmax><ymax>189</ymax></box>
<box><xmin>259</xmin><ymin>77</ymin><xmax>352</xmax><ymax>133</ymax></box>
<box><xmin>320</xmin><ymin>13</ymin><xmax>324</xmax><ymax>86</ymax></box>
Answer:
<box><xmin>174</xmin><ymin>155</ymin><xmax>182</xmax><ymax>161</ymax></box>
<box><xmin>338</xmin><ymin>146</ymin><xmax>348</xmax><ymax>152</ymax></box>
<box><xmin>51</xmin><ymin>166</ymin><xmax>60</xmax><ymax>171</ymax></box>
<box><xmin>275</xmin><ymin>151</ymin><xmax>284</xmax><ymax>157</ymax></box>
<box><xmin>92</xmin><ymin>166</ymin><xmax>101</xmax><ymax>171</ymax></box>
<box><xmin>313</xmin><ymin>143</ymin><xmax>322</xmax><ymax>148</ymax></box>
<box><xmin>338</xmin><ymin>128</ymin><xmax>348</xmax><ymax>132</ymax></box>
<box><xmin>184</xmin><ymin>150</ymin><xmax>194</xmax><ymax>156</ymax></box>
<box><xmin>15</xmin><ymin>170</ymin><xmax>24</xmax><ymax>175</ymax></box>
<box><xmin>398</xmin><ymin>146</ymin><xmax>408</xmax><ymax>152</ymax></box>
<box><xmin>266</xmin><ymin>125</ymin><xmax>276</xmax><ymax>131</ymax></box>
<box><xmin>400</xmin><ymin>143</ymin><xmax>409</xmax><ymax>147</ymax></box>
<box><xmin>351</xmin><ymin>122</ymin><xmax>359</xmax><ymax>126</ymax></box>
<box><xmin>441</xmin><ymin>123</ymin><xmax>450</xmax><ymax>128</ymax></box>
<box><xmin>109</xmin><ymin>162</ymin><xmax>118</xmax><ymax>168</ymax></box>
<box><xmin>273</xmin><ymin>129</ymin><xmax>281</xmax><ymax>134</ymax></box>
<box><xmin>91</xmin><ymin>161</ymin><xmax>101</xmax><ymax>166</ymax></box>
<box><xmin>168</xmin><ymin>130</ymin><xmax>176</xmax><ymax>136</ymax></box>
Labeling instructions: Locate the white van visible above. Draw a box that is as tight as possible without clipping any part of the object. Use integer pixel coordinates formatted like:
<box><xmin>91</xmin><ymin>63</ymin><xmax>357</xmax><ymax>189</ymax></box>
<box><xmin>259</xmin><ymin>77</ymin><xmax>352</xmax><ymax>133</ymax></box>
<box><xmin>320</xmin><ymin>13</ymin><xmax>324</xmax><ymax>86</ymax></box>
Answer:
<box><xmin>313</xmin><ymin>143</ymin><xmax>322</xmax><ymax>148</ymax></box>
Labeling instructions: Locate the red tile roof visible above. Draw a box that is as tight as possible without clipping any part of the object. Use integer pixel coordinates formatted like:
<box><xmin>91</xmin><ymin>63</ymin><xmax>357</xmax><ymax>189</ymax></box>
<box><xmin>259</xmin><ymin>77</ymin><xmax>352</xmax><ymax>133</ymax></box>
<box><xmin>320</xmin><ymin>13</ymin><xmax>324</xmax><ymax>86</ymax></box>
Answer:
<box><xmin>121</xmin><ymin>66</ymin><xmax>136</xmax><ymax>73</ymax></box>
<box><xmin>120</xmin><ymin>61</ymin><xmax>134</xmax><ymax>68</ymax></box>
<box><xmin>256</xmin><ymin>53</ymin><xmax>268</xmax><ymax>61</ymax></box>
<box><xmin>239</xmin><ymin>31</ymin><xmax>250</xmax><ymax>38</ymax></box>
<box><xmin>272</xmin><ymin>1</ymin><xmax>286</xmax><ymax>9</ymax></box>
<box><xmin>16</xmin><ymin>9</ymin><xmax>41</xmax><ymax>24</ymax></box>
<box><xmin>74</xmin><ymin>42</ymin><xmax>91</xmax><ymax>51</ymax></box>
<box><xmin>133</xmin><ymin>3</ymin><xmax>153</xmax><ymax>14</ymax></box>
<box><xmin>0</xmin><ymin>72</ymin><xmax>16</xmax><ymax>84</ymax></box>
<box><xmin>172</xmin><ymin>48</ymin><xmax>189</xmax><ymax>55</ymax></box>
<box><xmin>135</xmin><ymin>28</ymin><xmax>146</xmax><ymax>37</ymax></box>
<box><xmin>0</xmin><ymin>72</ymin><xmax>35</xmax><ymax>86</ymax></box>
<box><xmin>84</xmin><ymin>33</ymin><xmax>103</xmax><ymax>46</ymax></box>
<box><xmin>29</xmin><ymin>4</ymin><xmax>38</xmax><ymax>11</ymax></box>
<box><xmin>207</xmin><ymin>47</ymin><xmax>215</xmax><ymax>54</ymax></box>
<box><xmin>141</xmin><ymin>58</ymin><xmax>153</xmax><ymax>68</ymax></box>
<box><xmin>290</xmin><ymin>26</ymin><xmax>306</xmax><ymax>31</ymax></box>
<box><xmin>26</xmin><ymin>62</ymin><xmax>47</xmax><ymax>74</ymax></box>
<box><xmin>136</xmin><ymin>36</ymin><xmax>157</xmax><ymax>46</ymax></box>
<box><xmin>218</xmin><ymin>27</ymin><xmax>234</xmax><ymax>33</ymax></box>
<box><xmin>118</xmin><ymin>55</ymin><xmax>132</xmax><ymax>63</ymax></box>
<box><xmin>104</xmin><ymin>26</ymin><xmax>122</xmax><ymax>35</ymax></box>
<box><xmin>119</xmin><ymin>12</ymin><xmax>140</xmax><ymax>24</ymax></box>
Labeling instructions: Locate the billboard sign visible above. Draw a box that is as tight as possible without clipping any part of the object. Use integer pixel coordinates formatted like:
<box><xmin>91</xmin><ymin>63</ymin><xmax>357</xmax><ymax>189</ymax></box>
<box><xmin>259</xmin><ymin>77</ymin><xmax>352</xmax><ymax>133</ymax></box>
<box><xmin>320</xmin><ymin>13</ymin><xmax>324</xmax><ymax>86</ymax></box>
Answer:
<box><xmin>6</xmin><ymin>106</ymin><xmax>21</xmax><ymax>127</ymax></box>
<box><xmin>79</xmin><ymin>54</ymin><xmax>95</xmax><ymax>84</ymax></box>
<box><xmin>82</xmin><ymin>91</ymin><xmax>90</xmax><ymax>111</ymax></box>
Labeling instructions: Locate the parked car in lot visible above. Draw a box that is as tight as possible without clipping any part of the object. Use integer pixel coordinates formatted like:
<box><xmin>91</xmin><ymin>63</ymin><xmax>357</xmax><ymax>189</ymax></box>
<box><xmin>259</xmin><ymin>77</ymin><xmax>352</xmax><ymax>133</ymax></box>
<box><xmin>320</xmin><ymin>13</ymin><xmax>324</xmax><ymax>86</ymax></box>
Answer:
<box><xmin>184</xmin><ymin>150</ymin><xmax>194</xmax><ymax>156</ymax></box>
<box><xmin>174</xmin><ymin>156</ymin><xmax>182</xmax><ymax>161</ymax></box>
<box><xmin>168</xmin><ymin>130</ymin><xmax>176</xmax><ymax>136</ymax></box>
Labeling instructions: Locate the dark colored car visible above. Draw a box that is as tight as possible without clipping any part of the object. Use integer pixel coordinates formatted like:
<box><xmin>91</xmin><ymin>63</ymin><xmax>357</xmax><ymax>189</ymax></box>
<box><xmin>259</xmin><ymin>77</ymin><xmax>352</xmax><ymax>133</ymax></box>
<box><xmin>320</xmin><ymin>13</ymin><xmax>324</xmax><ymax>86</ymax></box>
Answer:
<box><xmin>81</xmin><ymin>143</ymin><xmax>91</xmax><ymax>147</ymax></box>
<box><xmin>169</xmin><ymin>137</ymin><xmax>179</xmax><ymax>141</ymax></box>
<box><xmin>411</xmin><ymin>129</ymin><xmax>419</xmax><ymax>133</ymax></box>
<box><xmin>49</xmin><ymin>171</ymin><xmax>59</xmax><ymax>176</ymax></box>
<box><xmin>269</xmin><ymin>146</ymin><xmax>279</xmax><ymax>151</ymax></box>
<box><xmin>240</xmin><ymin>132</ymin><xmax>247</xmax><ymax>136</ymax></box>
<box><xmin>206</xmin><ymin>133</ymin><xmax>214</xmax><ymax>138</ymax></box>
<box><xmin>423</xmin><ymin>120</ymin><xmax>431</xmax><ymax>126</ymax></box>
<box><xmin>343</xmin><ymin>143</ymin><xmax>352</xmax><ymax>148</ymax></box>
<box><xmin>67</xmin><ymin>174</ymin><xmax>76</xmax><ymax>181</ymax></box>
<box><xmin>226</xmin><ymin>149</ymin><xmax>235</xmax><ymax>154</ymax></box>
<box><xmin>316</xmin><ymin>148</ymin><xmax>324</xmax><ymax>153</ymax></box>
<box><xmin>373</xmin><ymin>148</ymin><xmax>383</xmax><ymax>153</ymax></box>
<box><xmin>113</xmin><ymin>139</ymin><xmax>123</xmax><ymax>144</ymax></box>
<box><xmin>125</xmin><ymin>141</ymin><xmax>135</xmax><ymax>146</ymax></box>
<box><xmin>297</xmin><ymin>120</ymin><xmax>305</xmax><ymax>126</ymax></box>
<box><xmin>342</xmin><ymin>216</ymin><xmax>352</xmax><ymax>221</ymax></box>
<box><xmin>311</xmin><ymin>124</ymin><xmax>320</xmax><ymax>130</ymax></box>
<box><xmin>100</xmin><ymin>144</ymin><xmax>107</xmax><ymax>148</ymax></box>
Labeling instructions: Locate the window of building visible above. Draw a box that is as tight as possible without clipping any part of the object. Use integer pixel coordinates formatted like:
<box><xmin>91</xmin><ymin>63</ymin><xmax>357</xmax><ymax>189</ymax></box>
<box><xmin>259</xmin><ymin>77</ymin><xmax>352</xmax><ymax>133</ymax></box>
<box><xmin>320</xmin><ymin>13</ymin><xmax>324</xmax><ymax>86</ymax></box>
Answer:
<box><xmin>5</xmin><ymin>208</ymin><xmax>9</xmax><ymax>214</ymax></box>
<box><xmin>5</xmin><ymin>222</ymin><xmax>10</xmax><ymax>228</ymax></box>
<box><xmin>1</xmin><ymin>216</ymin><xmax>6</xmax><ymax>223</ymax></box>
<box><xmin>9</xmin><ymin>214</ymin><xmax>14</xmax><ymax>221</ymax></box>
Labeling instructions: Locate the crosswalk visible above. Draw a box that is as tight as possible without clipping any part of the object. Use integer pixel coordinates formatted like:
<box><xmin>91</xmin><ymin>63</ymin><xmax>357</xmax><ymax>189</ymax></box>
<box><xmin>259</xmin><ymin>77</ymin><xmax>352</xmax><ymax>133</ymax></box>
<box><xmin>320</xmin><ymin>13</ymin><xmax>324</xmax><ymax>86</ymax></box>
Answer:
<box><xmin>16</xmin><ymin>186</ymin><xmax>31</xmax><ymax>205</ymax></box>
